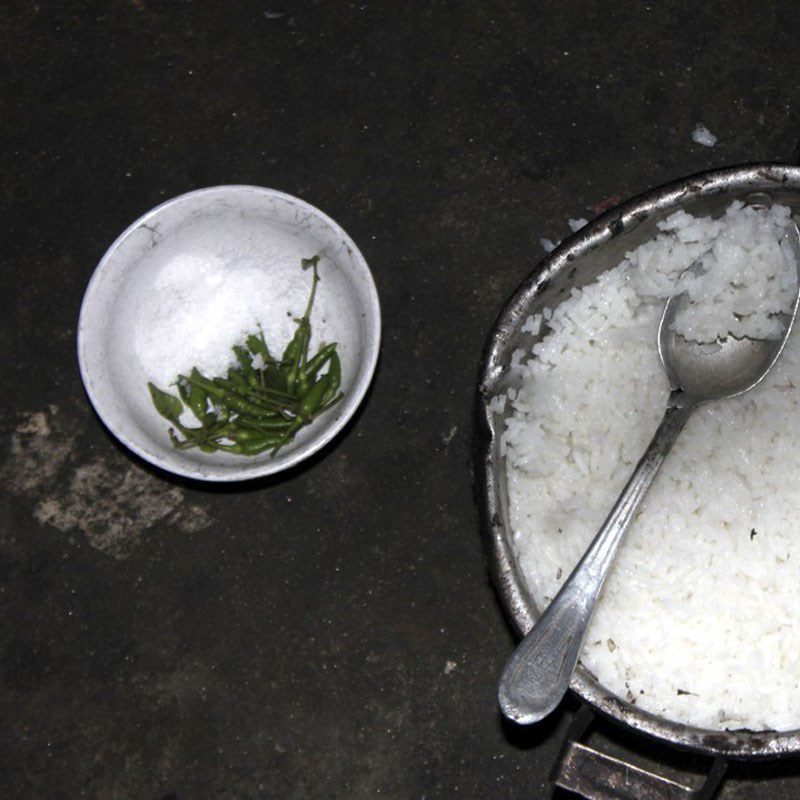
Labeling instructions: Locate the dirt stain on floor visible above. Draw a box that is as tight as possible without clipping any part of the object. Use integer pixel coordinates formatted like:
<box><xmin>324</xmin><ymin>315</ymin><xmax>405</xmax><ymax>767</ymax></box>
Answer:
<box><xmin>2</xmin><ymin>405</ymin><xmax>211</xmax><ymax>559</ymax></box>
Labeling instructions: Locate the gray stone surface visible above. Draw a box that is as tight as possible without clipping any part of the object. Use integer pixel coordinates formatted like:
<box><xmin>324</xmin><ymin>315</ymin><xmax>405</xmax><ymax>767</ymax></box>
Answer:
<box><xmin>3</xmin><ymin>2</ymin><xmax>800</xmax><ymax>797</ymax></box>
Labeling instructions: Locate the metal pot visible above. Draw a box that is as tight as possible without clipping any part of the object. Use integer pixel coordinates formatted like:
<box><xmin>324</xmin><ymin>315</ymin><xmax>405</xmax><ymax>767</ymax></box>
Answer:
<box><xmin>477</xmin><ymin>164</ymin><xmax>800</xmax><ymax>793</ymax></box>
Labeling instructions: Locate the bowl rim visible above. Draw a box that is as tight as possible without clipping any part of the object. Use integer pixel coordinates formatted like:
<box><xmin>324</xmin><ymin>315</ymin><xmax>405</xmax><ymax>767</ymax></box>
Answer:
<box><xmin>477</xmin><ymin>162</ymin><xmax>800</xmax><ymax>759</ymax></box>
<box><xmin>77</xmin><ymin>184</ymin><xmax>381</xmax><ymax>481</ymax></box>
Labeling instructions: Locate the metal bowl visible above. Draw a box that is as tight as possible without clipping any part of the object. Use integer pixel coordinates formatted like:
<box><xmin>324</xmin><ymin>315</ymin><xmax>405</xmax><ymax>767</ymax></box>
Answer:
<box><xmin>78</xmin><ymin>186</ymin><xmax>381</xmax><ymax>482</ymax></box>
<box><xmin>477</xmin><ymin>163</ymin><xmax>800</xmax><ymax>759</ymax></box>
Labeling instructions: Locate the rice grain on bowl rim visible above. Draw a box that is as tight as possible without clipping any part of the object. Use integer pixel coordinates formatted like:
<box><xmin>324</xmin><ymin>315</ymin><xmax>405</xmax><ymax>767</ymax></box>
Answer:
<box><xmin>499</xmin><ymin>200</ymin><xmax>800</xmax><ymax>733</ymax></box>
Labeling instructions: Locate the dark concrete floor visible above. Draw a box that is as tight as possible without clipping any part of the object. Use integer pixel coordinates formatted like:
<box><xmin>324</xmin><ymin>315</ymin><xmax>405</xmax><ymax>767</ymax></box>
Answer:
<box><xmin>4</xmin><ymin>1</ymin><xmax>800</xmax><ymax>798</ymax></box>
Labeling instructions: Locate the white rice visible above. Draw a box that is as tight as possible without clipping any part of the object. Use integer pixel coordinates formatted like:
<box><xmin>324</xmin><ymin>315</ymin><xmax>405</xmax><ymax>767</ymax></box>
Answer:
<box><xmin>631</xmin><ymin>202</ymin><xmax>796</xmax><ymax>342</ymax></box>
<box><xmin>502</xmin><ymin>201</ymin><xmax>800</xmax><ymax>731</ymax></box>
<box><xmin>692</xmin><ymin>123</ymin><xmax>718</xmax><ymax>147</ymax></box>
<box><xmin>568</xmin><ymin>217</ymin><xmax>589</xmax><ymax>232</ymax></box>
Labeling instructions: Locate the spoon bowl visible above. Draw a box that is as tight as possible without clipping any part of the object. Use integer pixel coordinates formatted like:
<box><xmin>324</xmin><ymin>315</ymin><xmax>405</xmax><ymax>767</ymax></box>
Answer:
<box><xmin>659</xmin><ymin>223</ymin><xmax>800</xmax><ymax>401</ymax></box>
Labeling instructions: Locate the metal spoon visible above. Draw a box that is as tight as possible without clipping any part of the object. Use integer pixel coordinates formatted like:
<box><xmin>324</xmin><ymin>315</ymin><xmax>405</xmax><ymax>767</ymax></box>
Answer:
<box><xmin>498</xmin><ymin>219</ymin><xmax>800</xmax><ymax>726</ymax></box>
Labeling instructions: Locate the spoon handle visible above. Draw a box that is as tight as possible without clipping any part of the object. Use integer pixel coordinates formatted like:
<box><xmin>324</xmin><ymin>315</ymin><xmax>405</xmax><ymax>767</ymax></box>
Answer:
<box><xmin>498</xmin><ymin>389</ymin><xmax>697</xmax><ymax>725</ymax></box>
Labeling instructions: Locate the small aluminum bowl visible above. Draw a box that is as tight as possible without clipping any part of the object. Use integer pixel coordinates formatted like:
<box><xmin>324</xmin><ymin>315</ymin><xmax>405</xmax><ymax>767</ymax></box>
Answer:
<box><xmin>78</xmin><ymin>186</ymin><xmax>380</xmax><ymax>481</ymax></box>
<box><xmin>477</xmin><ymin>163</ymin><xmax>800</xmax><ymax>760</ymax></box>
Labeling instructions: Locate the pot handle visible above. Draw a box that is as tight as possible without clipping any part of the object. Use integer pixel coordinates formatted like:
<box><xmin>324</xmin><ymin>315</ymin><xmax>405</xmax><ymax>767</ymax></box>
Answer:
<box><xmin>554</xmin><ymin>740</ymin><xmax>727</xmax><ymax>800</ymax></box>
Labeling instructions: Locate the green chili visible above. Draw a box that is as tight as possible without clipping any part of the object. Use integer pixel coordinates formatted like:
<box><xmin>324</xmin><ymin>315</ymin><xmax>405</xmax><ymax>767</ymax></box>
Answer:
<box><xmin>246</xmin><ymin>333</ymin><xmax>271</xmax><ymax>361</ymax></box>
<box><xmin>299</xmin><ymin>375</ymin><xmax>331</xmax><ymax>421</ymax></box>
<box><xmin>281</xmin><ymin>324</ymin><xmax>304</xmax><ymax>367</ymax></box>
<box><xmin>222</xmin><ymin>392</ymin><xmax>286</xmax><ymax>418</ymax></box>
<box><xmin>316</xmin><ymin>392</ymin><xmax>343</xmax><ymax>416</ymax></box>
<box><xmin>177</xmin><ymin>379</ymin><xmax>192</xmax><ymax>406</ymax></box>
<box><xmin>211</xmin><ymin>378</ymin><xmax>291</xmax><ymax>416</ymax></box>
<box><xmin>238</xmin><ymin>432</ymin><xmax>292</xmax><ymax>454</ymax></box>
<box><xmin>320</xmin><ymin>351</ymin><xmax>341</xmax><ymax>406</ymax></box>
<box><xmin>265</xmin><ymin>363</ymin><xmax>289</xmax><ymax>394</ymax></box>
<box><xmin>283</xmin><ymin>324</ymin><xmax>309</xmax><ymax>394</ymax></box>
<box><xmin>187</xmin><ymin>382</ymin><xmax>213</xmax><ymax>424</ymax></box>
<box><xmin>215</xmin><ymin>402</ymin><xmax>230</xmax><ymax>424</ymax></box>
<box><xmin>232</xmin><ymin>345</ymin><xmax>254</xmax><ymax>374</ymax></box>
<box><xmin>184</xmin><ymin>369</ymin><xmax>226</xmax><ymax>400</ymax></box>
<box><xmin>238</xmin><ymin>416</ymin><xmax>297</xmax><ymax>433</ymax></box>
<box><xmin>327</xmin><ymin>350</ymin><xmax>341</xmax><ymax>393</ymax></box>
<box><xmin>225</xmin><ymin>368</ymin><xmax>250</xmax><ymax>393</ymax></box>
<box><xmin>284</xmin><ymin>257</ymin><xmax>319</xmax><ymax>389</ymax></box>
<box><xmin>305</xmin><ymin>343</ymin><xmax>337</xmax><ymax>380</ymax></box>
<box><xmin>148</xmin><ymin>383</ymin><xmax>183</xmax><ymax>423</ymax></box>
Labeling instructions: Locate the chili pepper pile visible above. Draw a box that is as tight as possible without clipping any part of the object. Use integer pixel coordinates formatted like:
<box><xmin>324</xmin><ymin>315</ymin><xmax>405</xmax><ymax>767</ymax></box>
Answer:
<box><xmin>147</xmin><ymin>256</ymin><xmax>343</xmax><ymax>456</ymax></box>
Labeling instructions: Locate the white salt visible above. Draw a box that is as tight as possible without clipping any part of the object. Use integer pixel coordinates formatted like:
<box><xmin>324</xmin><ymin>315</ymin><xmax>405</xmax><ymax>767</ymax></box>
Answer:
<box><xmin>540</xmin><ymin>238</ymin><xmax>557</xmax><ymax>253</ymax></box>
<box><xmin>134</xmin><ymin>252</ymin><xmax>297</xmax><ymax>387</ymax></box>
